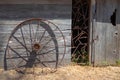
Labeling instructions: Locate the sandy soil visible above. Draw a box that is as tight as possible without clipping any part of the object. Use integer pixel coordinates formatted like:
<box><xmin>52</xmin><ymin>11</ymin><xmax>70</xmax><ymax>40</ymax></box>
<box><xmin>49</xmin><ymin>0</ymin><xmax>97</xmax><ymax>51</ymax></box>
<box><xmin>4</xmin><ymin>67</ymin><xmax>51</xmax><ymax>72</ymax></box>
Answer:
<box><xmin>0</xmin><ymin>65</ymin><xmax>120</xmax><ymax>80</ymax></box>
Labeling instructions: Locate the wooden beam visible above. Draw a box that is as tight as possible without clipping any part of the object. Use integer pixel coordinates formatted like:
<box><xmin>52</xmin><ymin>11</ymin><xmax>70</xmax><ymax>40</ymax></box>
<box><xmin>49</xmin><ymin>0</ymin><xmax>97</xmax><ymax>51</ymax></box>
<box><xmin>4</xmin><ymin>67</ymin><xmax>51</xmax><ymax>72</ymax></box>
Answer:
<box><xmin>0</xmin><ymin>0</ymin><xmax>72</xmax><ymax>4</ymax></box>
<box><xmin>89</xmin><ymin>0</ymin><xmax>96</xmax><ymax>66</ymax></box>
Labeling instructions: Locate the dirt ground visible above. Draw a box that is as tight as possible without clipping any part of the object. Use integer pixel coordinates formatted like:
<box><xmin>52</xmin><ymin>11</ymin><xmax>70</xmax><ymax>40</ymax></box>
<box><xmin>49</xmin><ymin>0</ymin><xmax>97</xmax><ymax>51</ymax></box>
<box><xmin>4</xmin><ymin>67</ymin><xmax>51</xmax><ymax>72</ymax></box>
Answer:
<box><xmin>0</xmin><ymin>64</ymin><xmax>120</xmax><ymax>80</ymax></box>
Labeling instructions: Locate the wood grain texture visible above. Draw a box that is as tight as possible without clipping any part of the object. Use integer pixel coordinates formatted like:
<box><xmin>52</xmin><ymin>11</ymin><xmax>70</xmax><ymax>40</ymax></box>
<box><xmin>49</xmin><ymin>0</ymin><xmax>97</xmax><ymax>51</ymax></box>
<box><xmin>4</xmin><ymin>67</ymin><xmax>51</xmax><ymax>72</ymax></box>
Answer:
<box><xmin>89</xmin><ymin>0</ymin><xmax>96</xmax><ymax>64</ymax></box>
<box><xmin>0</xmin><ymin>4</ymin><xmax>71</xmax><ymax>67</ymax></box>
<box><xmin>0</xmin><ymin>0</ymin><xmax>72</xmax><ymax>4</ymax></box>
<box><xmin>92</xmin><ymin>0</ymin><xmax>118</xmax><ymax>65</ymax></box>
<box><xmin>0</xmin><ymin>4</ymin><xmax>71</xmax><ymax>20</ymax></box>
<box><xmin>116</xmin><ymin>0</ymin><xmax>120</xmax><ymax>60</ymax></box>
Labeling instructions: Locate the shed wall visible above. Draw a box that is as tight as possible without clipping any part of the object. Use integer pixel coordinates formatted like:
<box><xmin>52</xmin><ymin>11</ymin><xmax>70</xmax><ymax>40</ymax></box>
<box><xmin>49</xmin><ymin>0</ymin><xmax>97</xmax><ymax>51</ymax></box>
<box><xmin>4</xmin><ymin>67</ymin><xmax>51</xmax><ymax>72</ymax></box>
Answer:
<box><xmin>0</xmin><ymin>0</ymin><xmax>72</xmax><ymax>4</ymax></box>
<box><xmin>91</xmin><ymin>0</ymin><xmax>120</xmax><ymax>65</ymax></box>
<box><xmin>0</xmin><ymin>4</ymin><xmax>71</xmax><ymax>68</ymax></box>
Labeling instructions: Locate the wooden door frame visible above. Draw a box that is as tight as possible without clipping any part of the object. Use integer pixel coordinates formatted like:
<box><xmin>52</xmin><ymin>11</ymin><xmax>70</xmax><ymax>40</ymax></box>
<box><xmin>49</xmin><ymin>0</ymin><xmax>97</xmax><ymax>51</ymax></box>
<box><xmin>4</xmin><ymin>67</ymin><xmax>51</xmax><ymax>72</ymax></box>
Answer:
<box><xmin>89</xmin><ymin>0</ymin><xmax>96</xmax><ymax>66</ymax></box>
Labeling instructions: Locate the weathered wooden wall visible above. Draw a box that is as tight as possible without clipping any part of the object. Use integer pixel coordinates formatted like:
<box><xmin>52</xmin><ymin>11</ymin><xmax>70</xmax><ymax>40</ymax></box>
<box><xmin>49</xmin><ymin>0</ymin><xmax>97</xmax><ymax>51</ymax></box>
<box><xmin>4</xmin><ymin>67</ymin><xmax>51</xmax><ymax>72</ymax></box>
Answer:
<box><xmin>0</xmin><ymin>0</ymin><xmax>72</xmax><ymax>4</ymax></box>
<box><xmin>0</xmin><ymin>4</ymin><xmax>71</xmax><ymax>67</ymax></box>
<box><xmin>90</xmin><ymin>0</ymin><xmax>120</xmax><ymax>65</ymax></box>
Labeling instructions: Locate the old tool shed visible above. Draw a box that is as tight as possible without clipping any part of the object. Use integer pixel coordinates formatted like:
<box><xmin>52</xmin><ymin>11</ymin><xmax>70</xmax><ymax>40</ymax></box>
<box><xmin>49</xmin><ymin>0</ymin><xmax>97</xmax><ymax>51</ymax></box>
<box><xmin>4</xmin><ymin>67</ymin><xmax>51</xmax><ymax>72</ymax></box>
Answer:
<box><xmin>0</xmin><ymin>0</ymin><xmax>71</xmax><ymax>68</ymax></box>
<box><xmin>0</xmin><ymin>0</ymin><xmax>120</xmax><ymax>68</ymax></box>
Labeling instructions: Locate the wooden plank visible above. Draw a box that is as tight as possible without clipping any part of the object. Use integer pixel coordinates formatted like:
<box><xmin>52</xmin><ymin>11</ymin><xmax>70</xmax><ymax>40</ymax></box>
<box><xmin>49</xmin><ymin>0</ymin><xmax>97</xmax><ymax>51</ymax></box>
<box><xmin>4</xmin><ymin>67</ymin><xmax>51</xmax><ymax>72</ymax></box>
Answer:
<box><xmin>93</xmin><ymin>22</ymin><xmax>106</xmax><ymax>65</ymax></box>
<box><xmin>0</xmin><ymin>19</ymin><xmax>71</xmax><ymax>50</ymax></box>
<box><xmin>93</xmin><ymin>0</ymin><xmax>106</xmax><ymax>65</ymax></box>
<box><xmin>116</xmin><ymin>1</ymin><xmax>120</xmax><ymax>60</ymax></box>
<box><xmin>0</xmin><ymin>0</ymin><xmax>72</xmax><ymax>4</ymax></box>
<box><xmin>105</xmin><ymin>24</ymin><xmax>117</xmax><ymax>64</ymax></box>
<box><xmin>93</xmin><ymin>0</ymin><xmax>118</xmax><ymax>65</ymax></box>
<box><xmin>0</xmin><ymin>19</ymin><xmax>71</xmax><ymax>30</ymax></box>
<box><xmin>89</xmin><ymin>0</ymin><xmax>96</xmax><ymax>65</ymax></box>
<box><xmin>0</xmin><ymin>20</ymin><xmax>71</xmax><ymax>25</ymax></box>
<box><xmin>0</xmin><ymin>4</ymin><xmax>71</xmax><ymax>20</ymax></box>
<box><xmin>102</xmin><ymin>0</ymin><xmax>117</xmax><ymax>64</ymax></box>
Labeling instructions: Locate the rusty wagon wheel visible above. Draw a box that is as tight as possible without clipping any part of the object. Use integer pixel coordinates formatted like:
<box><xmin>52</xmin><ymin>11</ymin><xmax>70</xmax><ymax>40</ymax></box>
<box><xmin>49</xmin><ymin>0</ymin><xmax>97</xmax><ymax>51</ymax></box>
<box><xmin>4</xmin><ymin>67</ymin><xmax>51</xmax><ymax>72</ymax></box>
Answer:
<box><xmin>4</xmin><ymin>18</ymin><xmax>66</xmax><ymax>73</ymax></box>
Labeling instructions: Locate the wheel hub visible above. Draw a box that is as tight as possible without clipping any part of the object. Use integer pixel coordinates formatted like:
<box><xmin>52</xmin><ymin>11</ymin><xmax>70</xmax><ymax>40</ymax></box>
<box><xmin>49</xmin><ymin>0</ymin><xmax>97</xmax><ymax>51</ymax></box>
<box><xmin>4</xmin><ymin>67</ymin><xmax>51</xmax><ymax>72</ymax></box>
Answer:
<box><xmin>33</xmin><ymin>43</ymin><xmax>41</xmax><ymax>51</ymax></box>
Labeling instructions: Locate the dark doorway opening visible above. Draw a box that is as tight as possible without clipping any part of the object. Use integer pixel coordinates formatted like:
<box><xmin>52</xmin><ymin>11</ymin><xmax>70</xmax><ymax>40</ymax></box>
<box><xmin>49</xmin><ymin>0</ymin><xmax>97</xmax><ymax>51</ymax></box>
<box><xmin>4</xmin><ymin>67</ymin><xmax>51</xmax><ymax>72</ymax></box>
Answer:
<box><xmin>72</xmin><ymin>0</ymin><xmax>90</xmax><ymax>64</ymax></box>
<box><xmin>110</xmin><ymin>9</ymin><xmax>116</xmax><ymax>26</ymax></box>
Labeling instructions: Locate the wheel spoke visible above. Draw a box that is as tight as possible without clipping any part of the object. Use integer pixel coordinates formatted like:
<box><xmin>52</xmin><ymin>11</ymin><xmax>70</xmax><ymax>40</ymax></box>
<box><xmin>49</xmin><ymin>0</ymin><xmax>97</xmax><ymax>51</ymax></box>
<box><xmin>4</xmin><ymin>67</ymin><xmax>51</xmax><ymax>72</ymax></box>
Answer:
<box><xmin>35</xmin><ymin>22</ymin><xmax>40</xmax><ymax>42</ymax></box>
<box><xmin>29</xmin><ymin>23</ymin><xmax>33</xmax><ymax>50</ymax></box>
<box><xmin>13</xmin><ymin>35</ymin><xmax>31</xmax><ymax>53</ymax></box>
<box><xmin>36</xmin><ymin>58</ymin><xmax>47</xmax><ymax>67</ymax></box>
<box><xmin>36</xmin><ymin>58</ymin><xmax>56</xmax><ymax>68</ymax></box>
<box><xmin>18</xmin><ymin>65</ymin><xmax>26</xmax><ymax>68</ymax></box>
<box><xmin>38</xmin><ymin>49</ymin><xmax>55</xmax><ymax>55</ymax></box>
<box><xmin>39</xmin><ymin>29</ymin><xmax>46</xmax><ymax>43</ymax></box>
<box><xmin>20</xmin><ymin>28</ymin><xmax>29</xmax><ymax>56</ymax></box>
<box><xmin>17</xmin><ymin>59</ymin><xmax>24</xmax><ymax>67</ymax></box>
<box><xmin>41</xmin><ymin>60</ymin><xmax>56</xmax><ymax>63</ymax></box>
<box><xmin>41</xmin><ymin>50</ymin><xmax>56</xmax><ymax>63</ymax></box>
<box><xmin>8</xmin><ymin>46</ymin><xmax>28</xmax><ymax>62</ymax></box>
<box><xmin>6</xmin><ymin>56</ymin><xmax>29</xmax><ymax>59</ymax></box>
<box><xmin>31</xmin><ymin>24</ymin><xmax>35</xmax><ymax>43</ymax></box>
<box><xmin>20</xmin><ymin>28</ymin><xmax>26</xmax><ymax>45</ymax></box>
<box><xmin>40</xmin><ymin>38</ymin><xmax>53</xmax><ymax>51</ymax></box>
<box><xmin>35</xmin><ymin>59</ymin><xmax>56</xmax><ymax>64</ymax></box>
<box><xmin>6</xmin><ymin>47</ymin><xmax>55</xmax><ymax>60</ymax></box>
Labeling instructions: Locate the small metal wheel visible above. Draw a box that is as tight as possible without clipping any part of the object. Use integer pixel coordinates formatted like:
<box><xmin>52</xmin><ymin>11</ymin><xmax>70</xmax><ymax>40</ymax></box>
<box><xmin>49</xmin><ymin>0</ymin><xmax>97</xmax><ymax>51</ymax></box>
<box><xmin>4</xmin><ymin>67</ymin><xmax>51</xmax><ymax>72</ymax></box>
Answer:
<box><xmin>4</xmin><ymin>18</ymin><xmax>66</xmax><ymax>73</ymax></box>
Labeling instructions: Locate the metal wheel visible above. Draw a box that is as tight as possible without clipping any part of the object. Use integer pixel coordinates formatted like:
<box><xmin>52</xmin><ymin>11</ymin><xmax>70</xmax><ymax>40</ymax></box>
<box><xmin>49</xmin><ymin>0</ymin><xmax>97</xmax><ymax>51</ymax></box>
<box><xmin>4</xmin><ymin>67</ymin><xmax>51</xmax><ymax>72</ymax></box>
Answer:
<box><xmin>4</xmin><ymin>18</ymin><xmax>66</xmax><ymax>73</ymax></box>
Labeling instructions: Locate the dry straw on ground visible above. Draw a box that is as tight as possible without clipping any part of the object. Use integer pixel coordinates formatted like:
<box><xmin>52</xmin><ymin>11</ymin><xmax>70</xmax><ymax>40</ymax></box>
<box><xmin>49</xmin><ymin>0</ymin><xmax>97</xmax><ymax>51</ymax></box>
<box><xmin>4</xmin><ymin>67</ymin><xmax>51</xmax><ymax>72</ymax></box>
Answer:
<box><xmin>0</xmin><ymin>64</ymin><xmax>120</xmax><ymax>80</ymax></box>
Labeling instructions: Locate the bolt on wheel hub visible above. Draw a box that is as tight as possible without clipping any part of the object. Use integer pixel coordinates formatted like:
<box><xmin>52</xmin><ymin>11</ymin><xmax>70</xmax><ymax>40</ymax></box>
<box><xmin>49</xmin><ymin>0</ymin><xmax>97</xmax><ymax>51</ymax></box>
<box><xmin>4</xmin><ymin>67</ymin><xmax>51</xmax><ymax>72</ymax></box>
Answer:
<box><xmin>33</xmin><ymin>43</ymin><xmax>41</xmax><ymax>51</ymax></box>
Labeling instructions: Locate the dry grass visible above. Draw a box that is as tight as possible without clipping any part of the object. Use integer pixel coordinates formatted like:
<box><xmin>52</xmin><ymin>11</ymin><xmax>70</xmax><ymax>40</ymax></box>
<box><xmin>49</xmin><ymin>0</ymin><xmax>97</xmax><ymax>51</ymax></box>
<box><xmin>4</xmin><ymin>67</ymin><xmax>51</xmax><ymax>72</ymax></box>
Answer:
<box><xmin>0</xmin><ymin>64</ymin><xmax>120</xmax><ymax>80</ymax></box>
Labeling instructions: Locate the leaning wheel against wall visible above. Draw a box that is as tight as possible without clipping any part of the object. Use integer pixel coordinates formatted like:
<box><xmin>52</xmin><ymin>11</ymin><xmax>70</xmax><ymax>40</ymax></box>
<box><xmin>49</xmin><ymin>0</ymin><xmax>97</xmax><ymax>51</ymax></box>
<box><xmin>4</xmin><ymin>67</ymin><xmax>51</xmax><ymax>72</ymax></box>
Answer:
<box><xmin>4</xmin><ymin>18</ymin><xmax>66</xmax><ymax>74</ymax></box>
